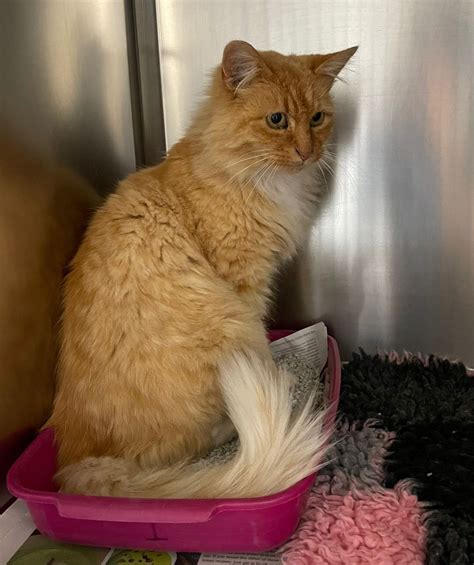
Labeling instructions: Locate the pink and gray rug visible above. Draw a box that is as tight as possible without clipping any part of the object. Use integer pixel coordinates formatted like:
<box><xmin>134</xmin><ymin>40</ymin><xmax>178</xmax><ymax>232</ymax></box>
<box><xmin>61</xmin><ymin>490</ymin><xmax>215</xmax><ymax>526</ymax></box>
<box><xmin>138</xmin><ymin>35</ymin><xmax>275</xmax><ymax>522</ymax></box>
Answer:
<box><xmin>281</xmin><ymin>351</ymin><xmax>473</xmax><ymax>565</ymax></box>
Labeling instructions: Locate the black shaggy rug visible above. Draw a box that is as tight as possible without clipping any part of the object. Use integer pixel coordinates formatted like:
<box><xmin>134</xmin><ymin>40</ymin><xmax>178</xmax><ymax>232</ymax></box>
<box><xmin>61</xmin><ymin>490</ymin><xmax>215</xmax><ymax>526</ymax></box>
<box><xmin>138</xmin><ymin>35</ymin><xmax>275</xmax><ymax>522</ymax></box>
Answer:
<box><xmin>339</xmin><ymin>351</ymin><xmax>474</xmax><ymax>565</ymax></box>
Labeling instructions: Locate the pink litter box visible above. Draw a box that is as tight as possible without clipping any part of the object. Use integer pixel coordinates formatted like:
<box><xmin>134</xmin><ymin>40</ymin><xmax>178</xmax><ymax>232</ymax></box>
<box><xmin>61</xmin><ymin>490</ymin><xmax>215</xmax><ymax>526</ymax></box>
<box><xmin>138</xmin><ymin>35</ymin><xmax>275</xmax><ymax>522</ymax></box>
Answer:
<box><xmin>7</xmin><ymin>333</ymin><xmax>341</xmax><ymax>553</ymax></box>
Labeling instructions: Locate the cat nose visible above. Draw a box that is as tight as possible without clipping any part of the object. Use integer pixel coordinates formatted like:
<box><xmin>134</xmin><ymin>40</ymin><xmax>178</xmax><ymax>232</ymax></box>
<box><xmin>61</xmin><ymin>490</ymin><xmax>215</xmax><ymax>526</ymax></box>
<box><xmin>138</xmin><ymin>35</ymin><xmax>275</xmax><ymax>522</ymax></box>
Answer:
<box><xmin>295</xmin><ymin>147</ymin><xmax>311</xmax><ymax>162</ymax></box>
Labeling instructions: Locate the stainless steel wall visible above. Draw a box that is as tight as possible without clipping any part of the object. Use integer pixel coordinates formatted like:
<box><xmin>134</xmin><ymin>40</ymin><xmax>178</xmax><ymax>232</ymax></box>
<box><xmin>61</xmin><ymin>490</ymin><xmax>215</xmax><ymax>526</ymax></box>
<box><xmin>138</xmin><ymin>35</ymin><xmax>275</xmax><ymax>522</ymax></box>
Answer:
<box><xmin>0</xmin><ymin>0</ymin><xmax>137</xmax><ymax>192</ymax></box>
<box><xmin>0</xmin><ymin>1</ymin><xmax>472</xmax><ymax>364</ymax></box>
<box><xmin>157</xmin><ymin>0</ymin><xmax>473</xmax><ymax>364</ymax></box>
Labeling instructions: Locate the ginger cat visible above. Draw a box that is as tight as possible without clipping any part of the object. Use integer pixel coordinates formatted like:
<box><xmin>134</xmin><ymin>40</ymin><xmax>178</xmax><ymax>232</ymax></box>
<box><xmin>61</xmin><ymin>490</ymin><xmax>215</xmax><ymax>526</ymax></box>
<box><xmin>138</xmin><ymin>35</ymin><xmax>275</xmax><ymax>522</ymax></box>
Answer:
<box><xmin>0</xmin><ymin>136</ymin><xmax>99</xmax><ymax>473</ymax></box>
<box><xmin>50</xmin><ymin>41</ymin><xmax>357</xmax><ymax>498</ymax></box>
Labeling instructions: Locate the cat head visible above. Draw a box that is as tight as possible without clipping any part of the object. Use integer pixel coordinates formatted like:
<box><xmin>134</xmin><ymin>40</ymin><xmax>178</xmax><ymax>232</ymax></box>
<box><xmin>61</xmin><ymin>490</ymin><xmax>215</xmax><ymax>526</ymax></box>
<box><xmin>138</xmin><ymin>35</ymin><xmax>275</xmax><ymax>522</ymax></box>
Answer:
<box><xmin>198</xmin><ymin>41</ymin><xmax>357</xmax><ymax>184</ymax></box>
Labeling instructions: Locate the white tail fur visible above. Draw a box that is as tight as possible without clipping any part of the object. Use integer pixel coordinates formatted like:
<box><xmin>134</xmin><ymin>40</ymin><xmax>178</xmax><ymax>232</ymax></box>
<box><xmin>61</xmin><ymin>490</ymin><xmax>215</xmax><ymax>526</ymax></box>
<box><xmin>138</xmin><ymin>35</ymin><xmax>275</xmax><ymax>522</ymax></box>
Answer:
<box><xmin>57</xmin><ymin>351</ymin><xmax>330</xmax><ymax>498</ymax></box>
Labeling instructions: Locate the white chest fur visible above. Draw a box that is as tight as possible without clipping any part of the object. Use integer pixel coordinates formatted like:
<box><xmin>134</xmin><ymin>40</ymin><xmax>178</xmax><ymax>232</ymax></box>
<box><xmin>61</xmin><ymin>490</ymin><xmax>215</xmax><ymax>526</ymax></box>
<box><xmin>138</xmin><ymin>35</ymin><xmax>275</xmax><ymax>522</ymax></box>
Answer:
<box><xmin>260</xmin><ymin>164</ymin><xmax>322</xmax><ymax>251</ymax></box>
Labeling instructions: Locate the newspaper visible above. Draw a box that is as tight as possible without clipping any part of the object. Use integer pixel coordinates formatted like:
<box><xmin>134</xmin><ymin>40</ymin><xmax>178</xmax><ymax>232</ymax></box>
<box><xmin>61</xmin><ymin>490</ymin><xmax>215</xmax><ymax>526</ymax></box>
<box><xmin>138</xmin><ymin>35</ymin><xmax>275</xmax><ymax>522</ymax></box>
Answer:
<box><xmin>270</xmin><ymin>322</ymin><xmax>327</xmax><ymax>371</ymax></box>
<box><xmin>0</xmin><ymin>500</ymin><xmax>36</xmax><ymax>564</ymax></box>
<box><xmin>198</xmin><ymin>554</ymin><xmax>280</xmax><ymax>564</ymax></box>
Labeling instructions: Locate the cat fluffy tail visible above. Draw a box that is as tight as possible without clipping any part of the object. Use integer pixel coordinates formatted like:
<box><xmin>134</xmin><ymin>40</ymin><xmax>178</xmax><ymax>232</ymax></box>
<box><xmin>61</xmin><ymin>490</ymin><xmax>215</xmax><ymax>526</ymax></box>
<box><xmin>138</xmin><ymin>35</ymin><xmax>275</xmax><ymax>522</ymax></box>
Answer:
<box><xmin>57</xmin><ymin>351</ymin><xmax>330</xmax><ymax>498</ymax></box>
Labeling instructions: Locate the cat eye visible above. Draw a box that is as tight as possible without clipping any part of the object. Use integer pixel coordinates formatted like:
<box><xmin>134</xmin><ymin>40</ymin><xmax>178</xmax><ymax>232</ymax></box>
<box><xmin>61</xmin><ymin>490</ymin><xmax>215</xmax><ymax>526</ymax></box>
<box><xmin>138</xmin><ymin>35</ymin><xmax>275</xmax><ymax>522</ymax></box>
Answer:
<box><xmin>266</xmin><ymin>112</ymin><xmax>288</xmax><ymax>129</ymax></box>
<box><xmin>310</xmin><ymin>112</ymin><xmax>325</xmax><ymax>127</ymax></box>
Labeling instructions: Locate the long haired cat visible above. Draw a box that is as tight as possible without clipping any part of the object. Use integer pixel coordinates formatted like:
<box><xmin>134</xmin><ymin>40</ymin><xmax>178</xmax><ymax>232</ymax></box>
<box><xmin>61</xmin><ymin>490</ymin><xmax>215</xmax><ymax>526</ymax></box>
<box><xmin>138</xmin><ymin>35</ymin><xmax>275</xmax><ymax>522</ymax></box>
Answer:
<box><xmin>0</xmin><ymin>136</ymin><xmax>99</xmax><ymax>472</ymax></box>
<box><xmin>50</xmin><ymin>41</ymin><xmax>357</xmax><ymax>498</ymax></box>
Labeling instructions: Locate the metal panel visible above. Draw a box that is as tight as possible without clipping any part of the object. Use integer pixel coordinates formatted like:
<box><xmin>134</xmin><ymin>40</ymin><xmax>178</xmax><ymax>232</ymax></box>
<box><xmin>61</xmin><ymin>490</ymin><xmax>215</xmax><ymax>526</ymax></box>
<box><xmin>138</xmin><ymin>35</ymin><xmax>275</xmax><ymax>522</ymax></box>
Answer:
<box><xmin>125</xmin><ymin>0</ymin><xmax>167</xmax><ymax>167</ymax></box>
<box><xmin>0</xmin><ymin>0</ymin><xmax>137</xmax><ymax>192</ymax></box>
<box><xmin>157</xmin><ymin>0</ymin><xmax>474</xmax><ymax>364</ymax></box>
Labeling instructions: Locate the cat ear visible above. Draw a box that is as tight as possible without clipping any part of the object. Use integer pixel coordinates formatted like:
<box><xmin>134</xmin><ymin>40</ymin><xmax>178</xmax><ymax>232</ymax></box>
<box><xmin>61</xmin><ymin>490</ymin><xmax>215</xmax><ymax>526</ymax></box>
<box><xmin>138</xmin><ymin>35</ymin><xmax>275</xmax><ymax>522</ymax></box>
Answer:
<box><xmin>311</xmin><ymin>46</ymin><xmax>358</xmax><ymax>92</ymax></box>
<box><xmin>222</xmin><ymin>40</ymin><xmax>264</xmax><ymax>91</ymax></box>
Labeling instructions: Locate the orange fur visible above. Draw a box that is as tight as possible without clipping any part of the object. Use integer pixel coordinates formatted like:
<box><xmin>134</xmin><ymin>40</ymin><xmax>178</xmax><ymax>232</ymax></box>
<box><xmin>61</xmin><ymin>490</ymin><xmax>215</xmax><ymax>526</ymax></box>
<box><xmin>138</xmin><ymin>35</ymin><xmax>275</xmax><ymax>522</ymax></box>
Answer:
<box><xmin>0</xmin><ymin>136</ymin><xmax>99</xmax><ymax>448</ymax></box>
<box><xmin>49</xmin><ymin>41</ymin><xmax>357</xmax><ymax>496</ymax></box>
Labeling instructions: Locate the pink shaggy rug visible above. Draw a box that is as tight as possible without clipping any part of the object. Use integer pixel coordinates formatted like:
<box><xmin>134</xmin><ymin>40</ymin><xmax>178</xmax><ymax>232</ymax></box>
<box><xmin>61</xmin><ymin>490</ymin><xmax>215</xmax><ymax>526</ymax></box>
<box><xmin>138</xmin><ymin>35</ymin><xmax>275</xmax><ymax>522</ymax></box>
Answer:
<box><xmin>282</xmin><ymin>484</ymin><xmax>426</xmax><ymax>564</ymax></box>
<box><xmin>281</xmin><ymin>422</ymin><xmax>426</xmax><ymax>564</ymax></box>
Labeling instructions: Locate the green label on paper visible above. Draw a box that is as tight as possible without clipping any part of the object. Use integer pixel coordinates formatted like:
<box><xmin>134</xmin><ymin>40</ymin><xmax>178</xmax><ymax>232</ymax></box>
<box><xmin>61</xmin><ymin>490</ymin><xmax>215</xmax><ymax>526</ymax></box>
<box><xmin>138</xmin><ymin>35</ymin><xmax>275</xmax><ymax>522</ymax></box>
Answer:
<box><xmin>108</xmin><ymin>550</ymin><xmax>177</xmax><ymax>564</ymax></box>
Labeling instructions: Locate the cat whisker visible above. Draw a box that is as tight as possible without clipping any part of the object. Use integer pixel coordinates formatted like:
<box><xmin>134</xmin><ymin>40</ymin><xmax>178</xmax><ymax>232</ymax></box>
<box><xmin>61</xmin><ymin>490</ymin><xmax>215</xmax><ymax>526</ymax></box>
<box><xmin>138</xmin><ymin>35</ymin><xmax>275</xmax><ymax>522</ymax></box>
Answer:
<box><xmin>322</xmin><ymin>152</ymin><xmax>336</xmax><ymax>163</ymax></box>
<box><xmin>225</xmin><ymin>151</ymin><xmax>272</xmax><ymax>170</ymax></box>
<box><xmin>226</xmin><ymin>148</ymin><xmax>271</xmax><ymax>161</ymax></box>
<box><xmin>247</xmin><ymin>161</ymin><xmax>269</xmax><ymax>188</ymax></box>
<box><xmin>226</xmin><ymin>156</ymin><xmax>270</xmax><ymax>187</ymax></box>
<box><xmin>256</xmin><ymin>161</ymin><xmax>279</xmax><ymax>199</ymax></box>
<box><xmin>269</xmin><ymin>161</ymin><xmax>281</xmax><ymax>183</ymax></box>
<box><xmin>239</xmin><ymin>161</ymin><xmax>266</xmax><ymax>204</ymax></box>
<box><xmin>247</xmin><ymin>158</ymin><xmax>271</xmax><ymax>187</ymax></box>
<box><xmin>317</xmin><ymin>161</ymin><xmax>329</xmax><ymax>194</ymax></box>
<box><xmin>319</xmin><ymin>157</ymin><xmax>336</xmax><ymax>176</ymax></box>
<box><xmin>255</xmin><ymin>160</ymin><xmax>274</xmax><ymax>189</ymax></box>
<box><xmin>243</xmin><ymin>158</ymin><xmax>274</xmax><ymax>205</ymax></box>
<box><xmin>268</xmin><ymin>162</ymin><xmax>280</xmax><ymax>185</ymax></box>
<box><xmin>244</xmin><ymin>186</ymin><xmax>256</xmax><ymax>206</ymax></box>
<box><xmin>243</xmin><ymin>179</ymin><xmax>258</xmax><ymax>207</ymax></box>
<box><xmin>322</xmin><ymin>149</ymin><xmax>360</xmax><ymax>187</ymax></box>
